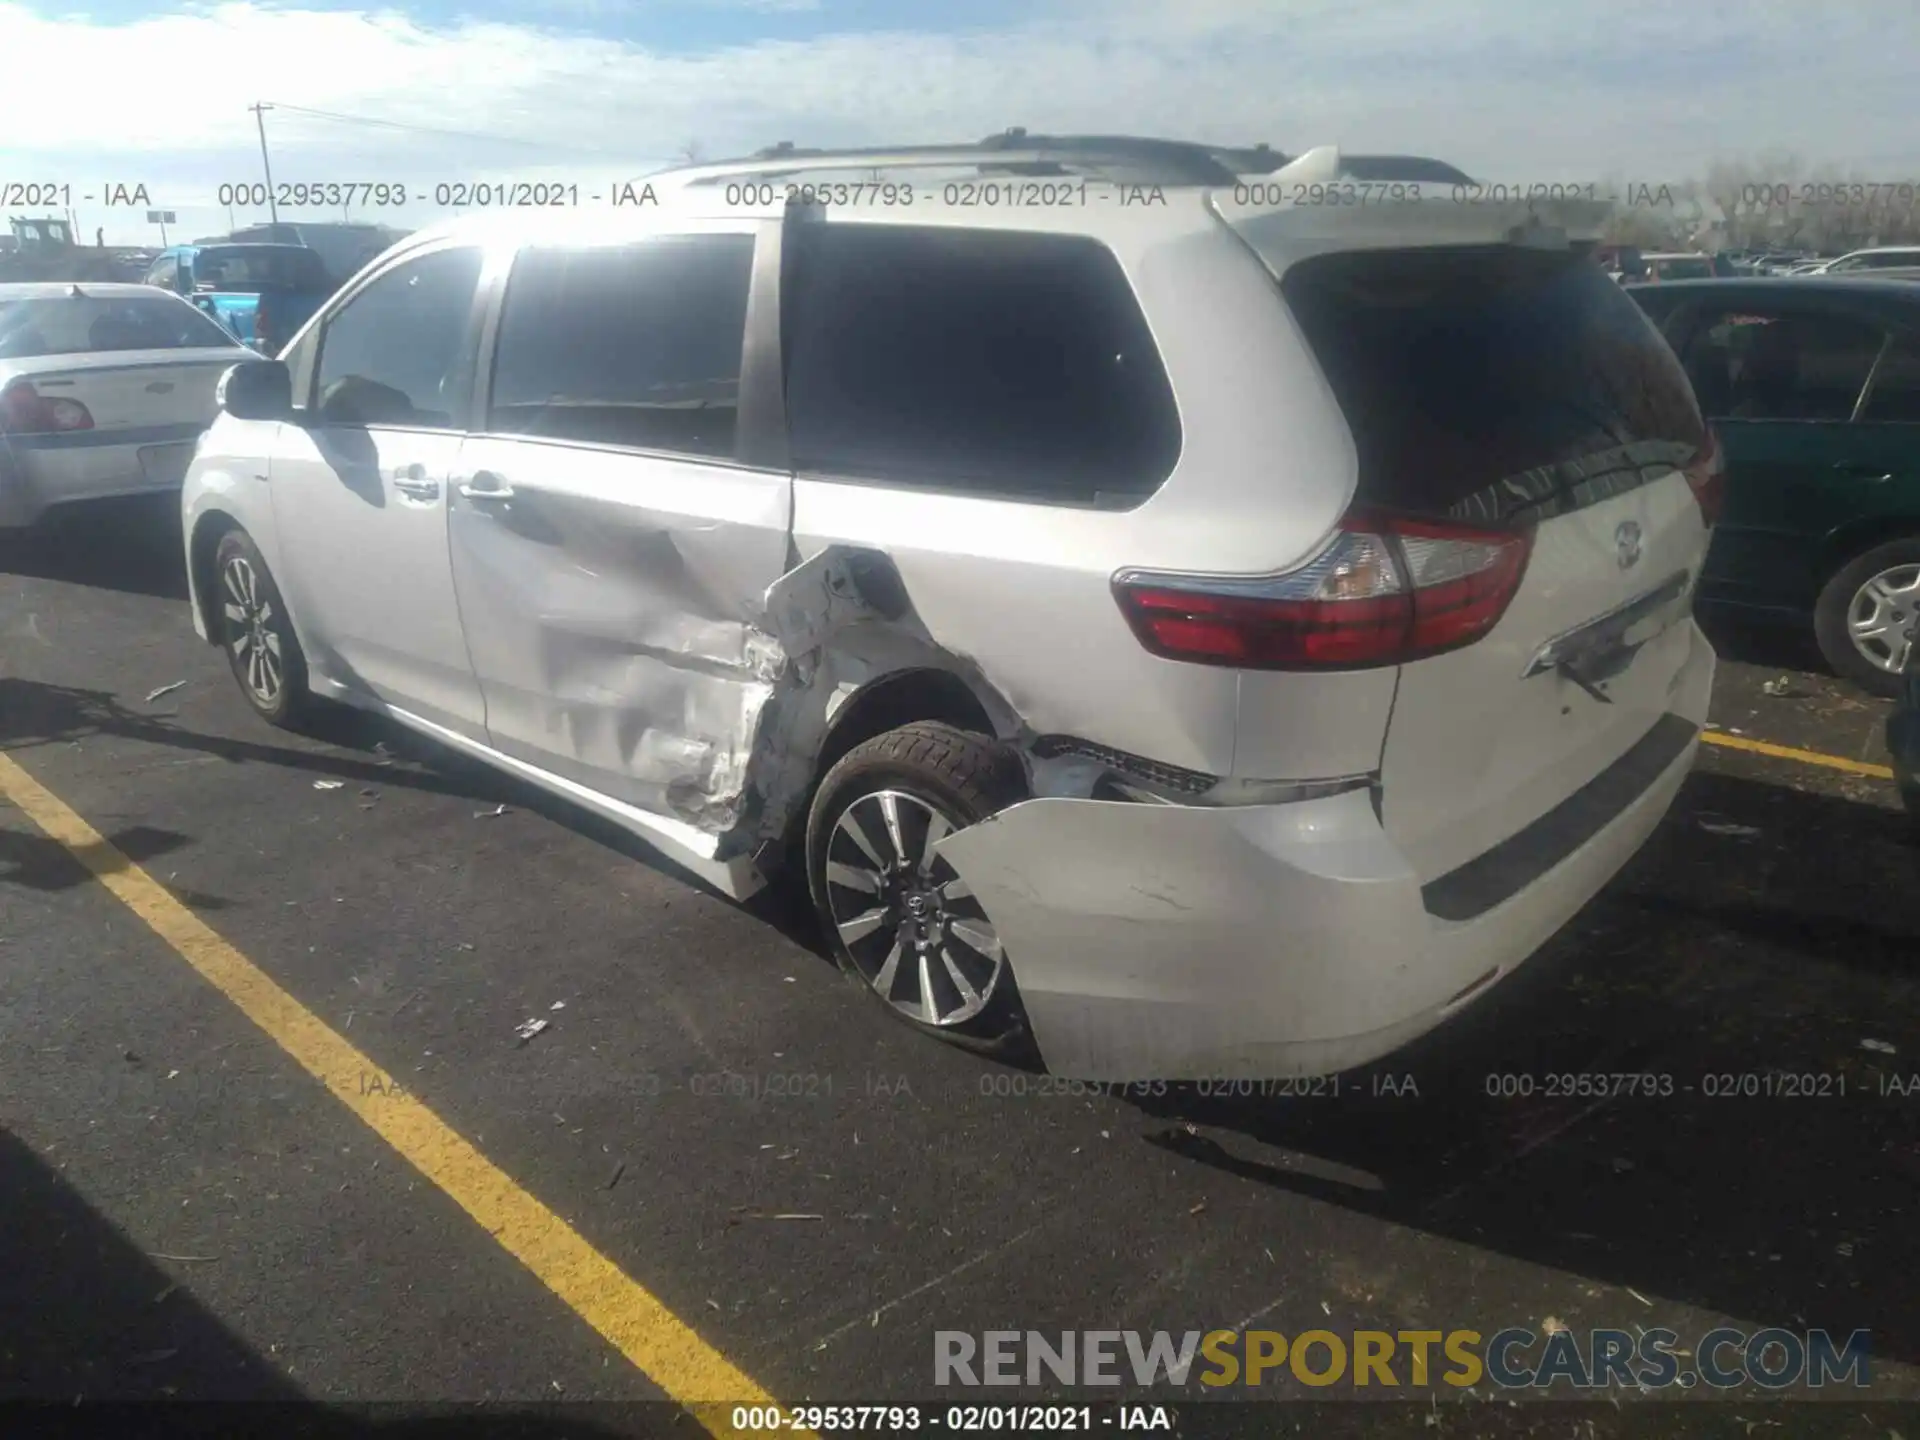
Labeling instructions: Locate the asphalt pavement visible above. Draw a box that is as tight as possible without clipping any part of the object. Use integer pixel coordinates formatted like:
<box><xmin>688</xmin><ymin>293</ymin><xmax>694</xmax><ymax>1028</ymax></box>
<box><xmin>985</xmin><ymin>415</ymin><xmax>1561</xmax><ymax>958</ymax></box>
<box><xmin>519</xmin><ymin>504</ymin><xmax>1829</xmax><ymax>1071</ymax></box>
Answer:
<box><xmin>4</xmin><ymin>496</ymin><xmax>1919</xmax><ymax>1439</ymax></box>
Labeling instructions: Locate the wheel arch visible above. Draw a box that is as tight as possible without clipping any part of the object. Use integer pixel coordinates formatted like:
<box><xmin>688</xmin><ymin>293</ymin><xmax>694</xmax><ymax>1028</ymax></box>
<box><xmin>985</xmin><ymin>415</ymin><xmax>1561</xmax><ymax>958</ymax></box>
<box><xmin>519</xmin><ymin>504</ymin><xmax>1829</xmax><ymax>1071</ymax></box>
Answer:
<box><xmin>1817</xmin><ymin>515</ymin><xmax>1920</xmax><ymax>585</ymax></box>
<box><xmin>753</xmin><ymin>663</ymin><xmax>1022</xmax><ymax>877</ymax></box>
<box><xmin>188</xmin><ymin>508</ymin><xmax>245</xmax><ymax>643</ymax></box>
<box><xmin>813</xmin><ymin>667</ymin><xmax>1001</xmax><ymax>778</ymax></box>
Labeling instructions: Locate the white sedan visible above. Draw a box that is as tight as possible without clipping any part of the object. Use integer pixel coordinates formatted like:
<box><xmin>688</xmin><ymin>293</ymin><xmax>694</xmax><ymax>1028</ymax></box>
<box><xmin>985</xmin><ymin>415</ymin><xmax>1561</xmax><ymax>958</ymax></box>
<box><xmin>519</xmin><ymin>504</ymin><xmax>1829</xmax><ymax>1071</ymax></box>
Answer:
<box><xmin>0</xmin><ymin>282</ymin><xmax>255</xmax><ymax>529</ymax></box>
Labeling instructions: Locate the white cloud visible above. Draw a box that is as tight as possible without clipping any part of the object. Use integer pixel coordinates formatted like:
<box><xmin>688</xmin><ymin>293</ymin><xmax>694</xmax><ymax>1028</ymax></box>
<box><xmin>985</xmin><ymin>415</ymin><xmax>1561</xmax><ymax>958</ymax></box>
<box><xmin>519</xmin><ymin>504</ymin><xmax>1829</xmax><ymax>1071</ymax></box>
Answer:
<box><xmin>2</xmin><ymin>0</ymin><xmax>1914</xmax><ymax>242</ymax></box>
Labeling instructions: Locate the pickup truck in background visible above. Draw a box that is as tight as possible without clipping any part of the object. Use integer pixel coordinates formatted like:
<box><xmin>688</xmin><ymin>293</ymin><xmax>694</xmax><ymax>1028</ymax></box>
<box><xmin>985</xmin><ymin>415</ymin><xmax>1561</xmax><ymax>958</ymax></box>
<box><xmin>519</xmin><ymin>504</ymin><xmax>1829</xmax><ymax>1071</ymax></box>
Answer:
<box><xmin>224</xmin><ymin>221</ymin><xmax>407</xmax><ymax>289</ymax></box>
<box><xmin>141</xmin><ymin>243</ymin><xmax>332</xmax><ymax>357</ymax></box>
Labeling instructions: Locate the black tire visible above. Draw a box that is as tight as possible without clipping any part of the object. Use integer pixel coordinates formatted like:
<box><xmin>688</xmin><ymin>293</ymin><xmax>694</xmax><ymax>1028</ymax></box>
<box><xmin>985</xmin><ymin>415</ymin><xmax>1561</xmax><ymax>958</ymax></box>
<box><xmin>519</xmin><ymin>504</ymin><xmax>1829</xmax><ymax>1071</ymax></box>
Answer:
<box><xmin>1813</xmin><ymin>537</ymin><xmax>1920</xmax><ymax>699</ymax></box>
<box><xmin>805</xmin><ymin>721</ymin><xmax>1032</xmax><ymax>1057</ymax></box>
<box><xmin>211</xmin><ymin>528</ymin><xmax>311</xmax><ymax>728</ymax></box>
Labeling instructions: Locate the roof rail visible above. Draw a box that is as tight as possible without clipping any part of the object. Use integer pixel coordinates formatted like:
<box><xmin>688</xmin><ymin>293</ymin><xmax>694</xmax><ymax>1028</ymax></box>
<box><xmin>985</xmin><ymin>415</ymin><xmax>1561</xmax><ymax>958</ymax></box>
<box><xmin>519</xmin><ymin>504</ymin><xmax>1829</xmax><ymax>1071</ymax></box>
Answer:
<box><xmin>652</xmin><ymin>132</ymin><xmax>1246</xmax><ymax>188</ymax></box>
<box><xmin>968</xmin><ymin>132</ymin><xmax>1468</xmax><ymax>184</ymax></box>
<box><xmin>646</xmin><ymin>132</ymin><xmax>1466</xmax><ymax>192</ymax></box>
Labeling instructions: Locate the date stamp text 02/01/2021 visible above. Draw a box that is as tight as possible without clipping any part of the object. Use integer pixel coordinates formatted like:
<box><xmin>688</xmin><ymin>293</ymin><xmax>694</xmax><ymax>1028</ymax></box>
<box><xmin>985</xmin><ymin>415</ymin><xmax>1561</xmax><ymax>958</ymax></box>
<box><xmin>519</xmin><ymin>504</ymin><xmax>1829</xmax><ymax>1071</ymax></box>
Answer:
<box><xmin>22</xmin><ymin>177</ymin><xmax>1829</xmax><ymax>214</ymax></box>
<box><xmin>14</xmin><ymin>177</ymin><xmax>1920</xmax><ymax>214</ymax></box>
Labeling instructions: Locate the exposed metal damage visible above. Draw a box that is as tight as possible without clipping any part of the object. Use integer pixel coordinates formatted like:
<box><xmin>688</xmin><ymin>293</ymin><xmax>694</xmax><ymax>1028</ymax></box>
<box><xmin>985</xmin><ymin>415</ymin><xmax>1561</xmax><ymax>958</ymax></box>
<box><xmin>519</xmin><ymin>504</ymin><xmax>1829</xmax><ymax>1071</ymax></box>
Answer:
<box><xmin>733</xmin><ymin>545</ymin><xmax>1030</xmax><ymax>857</ymax></box>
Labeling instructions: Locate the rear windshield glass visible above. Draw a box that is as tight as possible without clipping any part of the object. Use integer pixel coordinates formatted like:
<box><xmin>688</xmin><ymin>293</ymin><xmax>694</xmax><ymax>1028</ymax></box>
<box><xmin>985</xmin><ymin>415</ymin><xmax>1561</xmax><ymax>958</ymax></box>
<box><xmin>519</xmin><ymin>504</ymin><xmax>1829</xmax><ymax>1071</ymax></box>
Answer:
<box><xmin>0</xmin><ymin>293</ymin><xmax>238</xmax><ymax>358</ymax></box>
<box><xmin>192</xmin><ymin>246</ymin><xmax>330</xmax><ymax>291</ymax></box>
<box><xmin>1281</xmin><ymin>246</ymin><xmax>1706</xmax><ymax>524</ymax></box>
<box><xmin>230</xmin><ymin>225</ymin><xmax>394</xmax><ymax>282</ymax></box>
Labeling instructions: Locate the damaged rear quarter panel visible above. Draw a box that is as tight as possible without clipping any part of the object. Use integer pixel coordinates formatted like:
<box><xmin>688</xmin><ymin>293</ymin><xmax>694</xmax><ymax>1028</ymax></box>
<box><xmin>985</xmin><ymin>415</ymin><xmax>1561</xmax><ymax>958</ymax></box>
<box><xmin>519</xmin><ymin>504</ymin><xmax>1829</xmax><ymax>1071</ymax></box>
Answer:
<box><xmin>782</xmin><ymin>495</ymin><xmax>1242</xmax><ymax>777</ymax></box>
<box><xmin>740</xmin><ymin>545</ymin><xmax>1029</xmax><ymax>849</ymax></box>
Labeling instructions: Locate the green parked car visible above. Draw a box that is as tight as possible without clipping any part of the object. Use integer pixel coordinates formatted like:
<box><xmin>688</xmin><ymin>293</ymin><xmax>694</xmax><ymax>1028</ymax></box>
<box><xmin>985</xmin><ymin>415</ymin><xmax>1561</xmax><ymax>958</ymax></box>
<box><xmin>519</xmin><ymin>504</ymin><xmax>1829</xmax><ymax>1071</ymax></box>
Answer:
<box><xmin>1631</xmin><ymin>277</ymin><xmax>1920</xmax><ymax>696</ymax></box>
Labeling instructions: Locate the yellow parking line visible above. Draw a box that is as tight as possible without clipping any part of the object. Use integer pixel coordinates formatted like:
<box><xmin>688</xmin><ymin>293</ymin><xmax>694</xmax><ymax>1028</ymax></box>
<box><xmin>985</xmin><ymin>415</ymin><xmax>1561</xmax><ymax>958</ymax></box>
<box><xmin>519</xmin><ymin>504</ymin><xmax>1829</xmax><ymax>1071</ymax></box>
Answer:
<box><xmin>0</xmin><ymin>750</ymin><xmax>805</xmax><ymax>1439</ymax></box>
<box><xmin>1700</xmin><ymin>730</ymin><xmax>1895</xmax><ymax>780</ymax></box>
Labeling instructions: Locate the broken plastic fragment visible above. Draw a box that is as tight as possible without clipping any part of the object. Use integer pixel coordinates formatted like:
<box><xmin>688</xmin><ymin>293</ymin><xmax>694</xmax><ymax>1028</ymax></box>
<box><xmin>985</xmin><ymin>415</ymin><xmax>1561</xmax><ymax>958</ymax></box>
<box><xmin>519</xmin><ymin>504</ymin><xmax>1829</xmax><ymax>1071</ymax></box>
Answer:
<box><xmin>313</xmin><ymin>779</ymin><xmax>345</xmax><ymax>791</ymax></box>
<box><xmin>1861</xmin><ymin>1038</ymin><xmax>1898</xmax><ymax>1055</ymax></box>
<box><xmin>514</xmin><ymin>1017</ymin><xmax>549</xmax><ymax>1044</ymax></box>
<box><xmin>144</xmin><ymin>681</ymin><xmax>187</xmax><ymax>703</ymax></box>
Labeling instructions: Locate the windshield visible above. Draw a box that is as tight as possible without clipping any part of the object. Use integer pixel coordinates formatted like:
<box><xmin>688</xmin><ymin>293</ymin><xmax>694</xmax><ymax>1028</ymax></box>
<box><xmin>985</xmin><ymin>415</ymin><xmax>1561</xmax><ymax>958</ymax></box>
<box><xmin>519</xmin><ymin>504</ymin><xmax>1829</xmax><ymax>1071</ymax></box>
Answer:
<box><xmin>192</xmin><ymin>246</ymin><xmax>330</xmax><ymax>291</ymax></box>
<box><xmin>0</xmin><ymin>293</ymin><xmax>239</xmax><ymax>358</ymax></box>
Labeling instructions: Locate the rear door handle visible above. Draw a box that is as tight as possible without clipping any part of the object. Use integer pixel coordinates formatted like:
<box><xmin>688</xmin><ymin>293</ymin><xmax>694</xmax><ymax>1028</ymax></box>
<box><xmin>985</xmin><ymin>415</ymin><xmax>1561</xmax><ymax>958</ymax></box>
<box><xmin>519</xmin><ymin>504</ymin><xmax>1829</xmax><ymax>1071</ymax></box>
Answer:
<box><xmin>391</xmin><ymin>465</ymin><xmax>440</xmax><ymax>501</ymax></box>
<box><xmin>457</xmin><ymin>471</ymin><xmax>515</xmax><ymax>501</ymax></box>
<box><xmin>1832</xmin><ymin>462</ymin><xmax>1893</xmax><ymax>483</ymax></box>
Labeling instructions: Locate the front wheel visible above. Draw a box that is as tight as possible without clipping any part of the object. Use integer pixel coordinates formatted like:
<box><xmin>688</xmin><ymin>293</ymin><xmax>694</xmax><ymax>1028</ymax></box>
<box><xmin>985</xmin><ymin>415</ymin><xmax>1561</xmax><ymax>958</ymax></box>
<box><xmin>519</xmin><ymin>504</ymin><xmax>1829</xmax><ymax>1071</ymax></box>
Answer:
<box><xmin>213</xmin><ymin>528</ymin><xmax>311</xmax><ymax>728</ymax></box>
<box><xmin>805</xmin><ymin>722</ymin><xmax>1032</xmax><ymax>1056</ymax></box>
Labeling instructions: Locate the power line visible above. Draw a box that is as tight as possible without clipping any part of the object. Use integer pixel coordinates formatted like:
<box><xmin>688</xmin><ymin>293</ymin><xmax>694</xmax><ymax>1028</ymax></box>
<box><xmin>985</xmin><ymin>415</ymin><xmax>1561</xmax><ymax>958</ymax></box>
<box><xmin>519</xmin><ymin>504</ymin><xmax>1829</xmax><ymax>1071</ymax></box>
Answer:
<box><xmin>259</xmin><ymin>101</ymin><xmax>674</xmax><ymax>160</ymax></box>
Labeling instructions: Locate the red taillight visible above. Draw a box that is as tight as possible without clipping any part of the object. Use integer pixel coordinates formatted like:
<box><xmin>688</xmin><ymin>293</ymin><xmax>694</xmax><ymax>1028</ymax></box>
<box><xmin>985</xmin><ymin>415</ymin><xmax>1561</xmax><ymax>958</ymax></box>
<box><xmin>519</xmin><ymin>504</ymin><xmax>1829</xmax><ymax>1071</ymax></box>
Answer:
<box><xmin>1684</xmin><ymin>426</ymin><xmax>1724</xmax><ymax>527</ymax></box>
<box><xmin>1114</xmin><ymin>510</ymin><xmax>1533</xmax><ymax>671</ymax></box>
<box><xmin>0</xmin><ymin>379</ymin><xmax>94</xmax><ymax>436</ymax></box>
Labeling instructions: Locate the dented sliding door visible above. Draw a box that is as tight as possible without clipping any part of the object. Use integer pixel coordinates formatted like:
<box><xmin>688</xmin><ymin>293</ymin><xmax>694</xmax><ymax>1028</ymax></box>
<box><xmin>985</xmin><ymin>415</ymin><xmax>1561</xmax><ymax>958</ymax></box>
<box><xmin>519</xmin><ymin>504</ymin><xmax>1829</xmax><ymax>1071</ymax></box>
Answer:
<box><xmin>446</xmin><ymin>221</ymin><xmax>794</xmax><ymax>832</ymax></box>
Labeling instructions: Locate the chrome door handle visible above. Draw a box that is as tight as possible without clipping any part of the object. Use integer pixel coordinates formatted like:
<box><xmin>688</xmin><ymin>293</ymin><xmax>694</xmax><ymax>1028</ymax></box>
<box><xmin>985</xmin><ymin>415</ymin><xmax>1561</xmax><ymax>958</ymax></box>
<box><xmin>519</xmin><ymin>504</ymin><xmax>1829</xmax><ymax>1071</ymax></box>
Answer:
<box><xmin>392</xmin><ymin>474</ymin><xmax>440</xmax><ymax>500</ymax></box>
<box><xmin>457</xmin><ymin>472</ymin><xmax>515</xmax><ymax>501</ymax></box>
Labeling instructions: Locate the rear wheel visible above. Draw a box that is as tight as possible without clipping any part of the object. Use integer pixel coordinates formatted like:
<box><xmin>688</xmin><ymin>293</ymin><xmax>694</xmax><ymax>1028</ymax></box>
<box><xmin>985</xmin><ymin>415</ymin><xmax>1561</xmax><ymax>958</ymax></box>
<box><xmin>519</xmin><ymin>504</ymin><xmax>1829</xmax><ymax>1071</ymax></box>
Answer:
<box><xmin>213</xmin><ymin>528</ymin><xmax>310</xmax><ymax>728</ymax></box>
<box><xmin>1813</xmin><ymin>537</ymin><xmax>1920</xmax><ymax>698</ymax></box>
<box><xmin>805</xmin><ymin>722</ymin><xmax>1031</xmax><ymax>1055</ymax></box>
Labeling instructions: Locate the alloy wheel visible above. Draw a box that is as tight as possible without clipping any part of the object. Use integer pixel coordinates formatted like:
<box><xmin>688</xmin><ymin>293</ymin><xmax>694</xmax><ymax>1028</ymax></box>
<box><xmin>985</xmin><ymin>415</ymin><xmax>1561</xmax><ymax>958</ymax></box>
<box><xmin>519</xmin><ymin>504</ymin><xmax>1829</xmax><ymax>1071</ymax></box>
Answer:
<box><xmin>1846</xmin><ymin>562</ymin><xmax>1920</xmax><ymax>675</ymax></box>
<box><xmin>221</xmin><ymin>555</ymin><xmax>284</xmax><ymax>705</ymax></box>
<box><xmin>821</xmin><ymin>789</ymin><xmax>1004</xmax><ymax>1027</ymax></box>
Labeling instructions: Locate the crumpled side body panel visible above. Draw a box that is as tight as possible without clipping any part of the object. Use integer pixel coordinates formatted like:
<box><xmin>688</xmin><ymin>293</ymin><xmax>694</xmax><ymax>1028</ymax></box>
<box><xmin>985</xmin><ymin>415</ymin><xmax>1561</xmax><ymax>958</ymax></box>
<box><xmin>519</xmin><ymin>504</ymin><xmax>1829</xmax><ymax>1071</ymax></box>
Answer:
<box><xmin>738</xmin><ymin>546</ymin><xmax>1025</xmax><ymax>851</ymax></box>
<box><xmin>448</xmin><ymin>439</ymin><xmax>795</xmax><ymax>834</ymax></box>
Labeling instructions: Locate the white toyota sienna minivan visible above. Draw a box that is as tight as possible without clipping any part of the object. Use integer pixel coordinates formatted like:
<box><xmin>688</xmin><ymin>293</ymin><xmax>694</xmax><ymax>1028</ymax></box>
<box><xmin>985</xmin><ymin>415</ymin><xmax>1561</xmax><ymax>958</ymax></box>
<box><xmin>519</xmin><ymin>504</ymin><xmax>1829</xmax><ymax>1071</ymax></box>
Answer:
<box><xmin>180</xmin><ymin>139</ymin><xmax>1719</xmax><ymax>1081</ymax></box>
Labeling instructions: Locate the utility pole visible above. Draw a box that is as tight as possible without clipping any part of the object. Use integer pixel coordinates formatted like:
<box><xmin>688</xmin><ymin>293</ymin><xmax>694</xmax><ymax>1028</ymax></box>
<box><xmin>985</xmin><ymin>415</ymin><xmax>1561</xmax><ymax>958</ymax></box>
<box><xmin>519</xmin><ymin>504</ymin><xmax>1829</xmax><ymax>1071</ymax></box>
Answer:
<box><xmin>250</xmin><ymin>102</ymin><xmax>279</xmax><ymax>225</ymax></box>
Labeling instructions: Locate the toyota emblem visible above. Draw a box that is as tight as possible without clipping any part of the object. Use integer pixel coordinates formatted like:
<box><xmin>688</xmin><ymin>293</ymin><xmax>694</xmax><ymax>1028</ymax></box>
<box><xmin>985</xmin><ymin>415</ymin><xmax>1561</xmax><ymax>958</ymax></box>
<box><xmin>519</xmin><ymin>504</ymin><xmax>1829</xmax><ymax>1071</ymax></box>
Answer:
<box><xmin>1615</xmin><ymin>520</ymin><xmax>1644</xmax><ymax>570</ymax></box>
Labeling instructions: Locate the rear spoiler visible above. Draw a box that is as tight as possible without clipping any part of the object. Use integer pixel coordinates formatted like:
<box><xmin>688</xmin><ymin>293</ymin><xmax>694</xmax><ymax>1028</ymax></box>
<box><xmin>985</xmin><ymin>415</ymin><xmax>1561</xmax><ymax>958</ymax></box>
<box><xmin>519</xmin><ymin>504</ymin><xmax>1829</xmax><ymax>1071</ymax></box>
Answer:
<box><xmin>1213</xmin><ymin>144</ymin><xmax>1614</xmax><ymax>258</ymax></box>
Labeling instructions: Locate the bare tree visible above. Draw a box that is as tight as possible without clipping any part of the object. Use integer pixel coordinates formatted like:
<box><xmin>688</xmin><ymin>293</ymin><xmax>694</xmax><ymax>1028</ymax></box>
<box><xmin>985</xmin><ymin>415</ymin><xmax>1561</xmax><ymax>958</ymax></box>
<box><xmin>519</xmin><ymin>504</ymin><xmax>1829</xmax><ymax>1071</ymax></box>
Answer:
<box><xmin>1605</xmin><ymin>153</ymin><xmax>1920</xmax><ymax>258</ymax></box>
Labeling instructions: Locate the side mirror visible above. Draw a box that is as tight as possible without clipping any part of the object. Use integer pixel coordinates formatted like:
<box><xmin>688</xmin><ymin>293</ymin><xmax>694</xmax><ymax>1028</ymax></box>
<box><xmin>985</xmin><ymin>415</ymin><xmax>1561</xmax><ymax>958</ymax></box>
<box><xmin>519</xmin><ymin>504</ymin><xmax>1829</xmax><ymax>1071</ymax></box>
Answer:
<box><xmin>217</xmin><ymin>359</ymin><xmax>292</xmax><ymax>422</ymax></box>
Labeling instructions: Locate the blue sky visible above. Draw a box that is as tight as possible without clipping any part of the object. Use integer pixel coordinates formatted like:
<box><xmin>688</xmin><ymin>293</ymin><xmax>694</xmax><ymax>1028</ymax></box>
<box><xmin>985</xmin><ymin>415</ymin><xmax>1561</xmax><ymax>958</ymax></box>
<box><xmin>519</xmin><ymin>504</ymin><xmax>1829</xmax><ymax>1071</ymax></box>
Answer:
<box><xmin>3</xmin><ymin>0</ymin><xmax>1917</xmax><ymax>243</ymax></box>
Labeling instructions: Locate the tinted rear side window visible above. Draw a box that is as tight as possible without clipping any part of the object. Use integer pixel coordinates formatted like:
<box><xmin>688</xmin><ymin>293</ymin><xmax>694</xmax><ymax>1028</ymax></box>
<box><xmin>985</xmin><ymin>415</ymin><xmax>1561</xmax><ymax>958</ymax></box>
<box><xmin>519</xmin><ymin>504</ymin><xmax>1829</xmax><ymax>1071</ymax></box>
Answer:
<box><xmin>1282</xmin><ymin>246</ymin><xmax>1707</xmax><ymax>524</ymax></box>
<box><xmin>1681</xmin><ymin>310</ymin><xmax>1883</xmax><ymax>422</ymax></box>
<box><xmin>784</xmin><ymin>225</ymin><xmax>1181</xmax><ymax>505</ymax></box>
<box><xmin>489</xmin><ymin>235</ymin><xmax>754</xmax><ymax>461</ymax></box>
